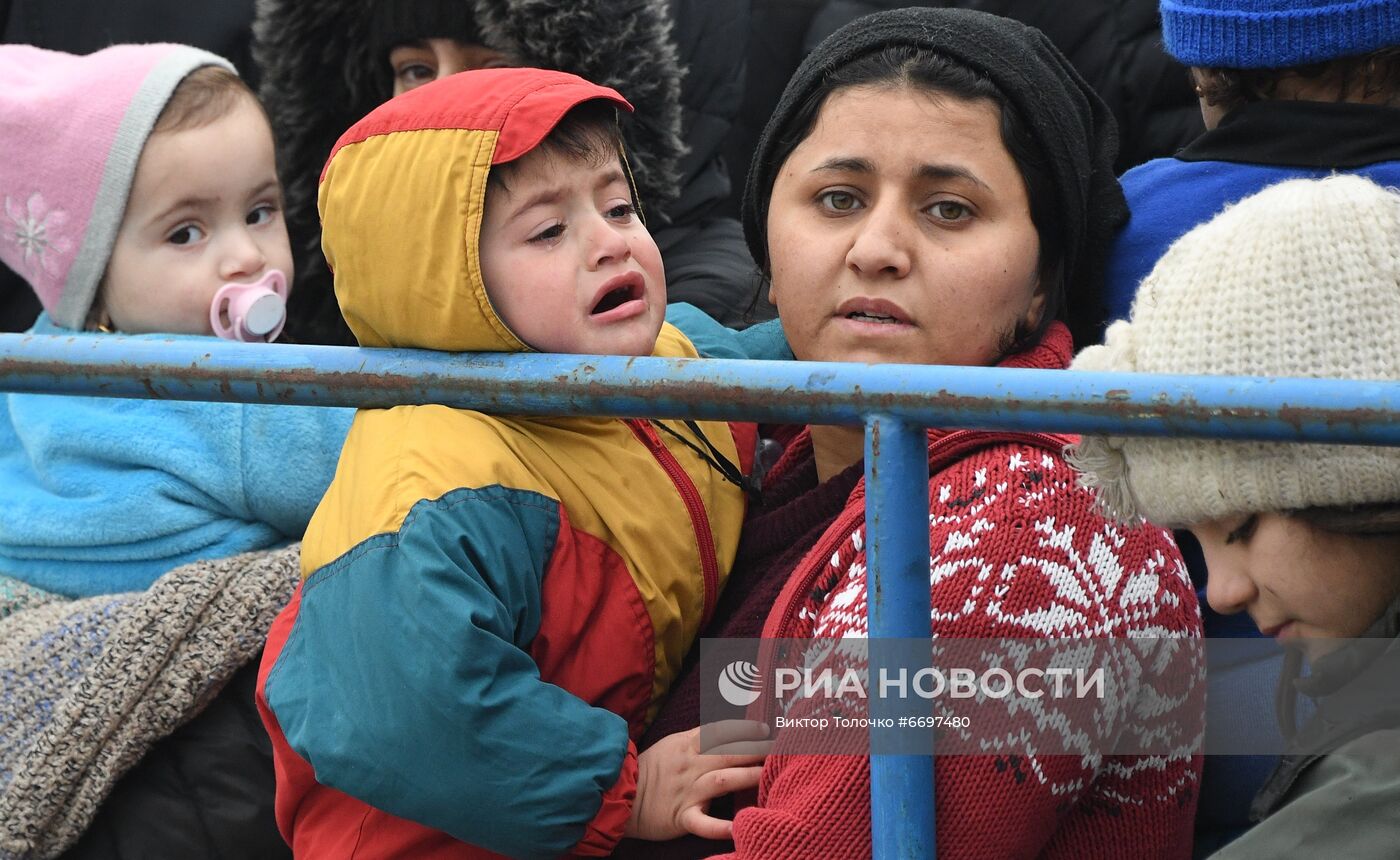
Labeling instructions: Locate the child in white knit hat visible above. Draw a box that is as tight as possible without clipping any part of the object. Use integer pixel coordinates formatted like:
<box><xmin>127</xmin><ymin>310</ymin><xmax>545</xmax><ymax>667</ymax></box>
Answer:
<box><xmin>1070</xmin><ymin>173</ymin><xmax>1400</xmax><ymax>857</ymax></box>
<box><xmin>0</xmin><ymin>43</ymin><xmax>351</xmax><ymax>597</ymax></box>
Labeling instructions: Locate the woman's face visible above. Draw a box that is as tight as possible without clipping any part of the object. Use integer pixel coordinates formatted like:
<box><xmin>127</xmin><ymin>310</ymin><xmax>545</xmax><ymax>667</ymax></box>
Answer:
<box><xmin>1193</xmin><ymin>512</ymin><xmax>1400</xmax><ymax>655</ymax></box>
<box><xmin>389</xmin><ymin>38</ymin><xmax>514</xmax><ymax>96</ymax></box>
<box><xmin>765</xmin><ymin>84</ymin><xmax>1044</xmax><ymax>367</ymax></box>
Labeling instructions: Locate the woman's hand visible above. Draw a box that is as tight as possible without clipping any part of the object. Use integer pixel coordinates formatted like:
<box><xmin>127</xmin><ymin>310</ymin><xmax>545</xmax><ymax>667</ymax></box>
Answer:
<box><xmin>623</xmin><ymin>720</ymin><xmax>771</xmax><ymax>841</ymax></box>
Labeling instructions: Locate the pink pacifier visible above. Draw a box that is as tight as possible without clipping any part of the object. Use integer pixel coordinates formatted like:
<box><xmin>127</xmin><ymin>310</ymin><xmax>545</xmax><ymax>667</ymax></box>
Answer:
<box><xmin>210</xmin><ymin>269</ymin><xmax>289</xmax><ymax>343</ymax></box>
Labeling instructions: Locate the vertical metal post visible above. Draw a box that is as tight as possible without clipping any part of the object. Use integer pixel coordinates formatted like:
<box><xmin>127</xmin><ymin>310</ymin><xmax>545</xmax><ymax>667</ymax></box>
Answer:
<box><xmin>865</xmin><ymin>415</ymin><xmax>936</xmax><ymax>859</ymax></box>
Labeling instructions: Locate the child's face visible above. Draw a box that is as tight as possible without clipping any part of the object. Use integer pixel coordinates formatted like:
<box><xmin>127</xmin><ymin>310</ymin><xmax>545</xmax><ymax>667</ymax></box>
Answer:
<box><xmin>389</xmin><ymin>39</ymin><xmax>513</xmax><ymax>97</ymax></box>
<box><xmin>1192</xmin><ymin>511</ymin><xmax>1400</xmax><ymax>656</ymax></box>
<box><xmin>478</xmin><ymin>147</ymin><xmax>666</xmax><ymax>356</ymax></box>
<box><xmin>101</xmin><ymin>95</ymin><xmax>293</xmax><ymax>335</ymax></box>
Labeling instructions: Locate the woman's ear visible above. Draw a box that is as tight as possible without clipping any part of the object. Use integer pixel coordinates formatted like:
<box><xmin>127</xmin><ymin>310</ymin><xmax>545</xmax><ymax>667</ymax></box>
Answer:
<box><xmin>1021</xmin><ymin>276</ymin><xmax>1048</xmax><ymax>332</ymax></box>
<box><xmin>1023</xmin><ymin>253</ymin><xmax>1065</xmax><ymax>334</ymax></box>
<box><xmin>761</xmin><ymin>260</ymin><xmax>783</xmax><ymax>313</ymax></box>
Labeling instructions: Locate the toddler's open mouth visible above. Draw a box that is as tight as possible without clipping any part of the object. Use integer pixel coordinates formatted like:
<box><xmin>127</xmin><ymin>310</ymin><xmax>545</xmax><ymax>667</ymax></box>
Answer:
<box><xmin>590</xmin><ymin>273</ymin><xmax>645</xmax><ymax>316</ymax></box>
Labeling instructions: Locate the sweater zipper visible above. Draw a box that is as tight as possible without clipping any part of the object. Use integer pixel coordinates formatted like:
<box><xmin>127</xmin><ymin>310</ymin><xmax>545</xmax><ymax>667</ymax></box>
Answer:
<box><xmin>627</xmin><ymin>419</ymin><xmax>720</xmax><ymax>628</ymax></box>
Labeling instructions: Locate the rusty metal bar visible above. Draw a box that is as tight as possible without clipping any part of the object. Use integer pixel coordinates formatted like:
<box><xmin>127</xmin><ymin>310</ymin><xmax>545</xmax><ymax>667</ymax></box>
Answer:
<box><xmin>4</xmin><ymin>334</ymin><xmax>1400</xmax><ymax>445</ymax></box>
<box><xmin>11</xmin><ymin>332</ymin><xmax>1400</xmax><ymax>860</ymax></box>
<box><xmin>866</xmin><ymin>416</ymin><xmax>937</xmax><ymax>859</ymax></box>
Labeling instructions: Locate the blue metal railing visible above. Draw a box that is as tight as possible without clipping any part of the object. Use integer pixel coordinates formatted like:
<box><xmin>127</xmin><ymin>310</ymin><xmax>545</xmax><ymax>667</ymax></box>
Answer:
<box><xmin>7</xmin><ymin>331</ymin><xmax>1400</xmax><ymax>860</ymax></box>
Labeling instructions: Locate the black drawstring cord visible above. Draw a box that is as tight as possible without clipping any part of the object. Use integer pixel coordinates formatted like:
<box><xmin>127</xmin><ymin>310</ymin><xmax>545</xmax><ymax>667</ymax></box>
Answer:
<box><xmin>649</xmin><ymin>419</ymin><xmax>762</xmax><ymax>504</ymax></box>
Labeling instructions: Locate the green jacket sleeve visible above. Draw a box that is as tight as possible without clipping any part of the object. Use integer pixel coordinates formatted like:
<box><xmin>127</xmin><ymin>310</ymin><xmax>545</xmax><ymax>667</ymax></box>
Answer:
<box><xmin>1211</xmin><ymin>729</ymin><xmax>1400</xmax><ymax>859</ymax></box>
<box><xmin>263</xmin><ymin>485</ymin><xmax>633</xmax><ymax>858</ymax></box>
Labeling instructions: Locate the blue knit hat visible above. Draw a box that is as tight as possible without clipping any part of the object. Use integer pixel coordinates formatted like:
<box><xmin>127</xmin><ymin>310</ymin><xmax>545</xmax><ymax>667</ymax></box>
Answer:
<box><xmin>1161</xmin><ymin>0</ymin><xmax>1400</xmax><ymax>68</ymax></box>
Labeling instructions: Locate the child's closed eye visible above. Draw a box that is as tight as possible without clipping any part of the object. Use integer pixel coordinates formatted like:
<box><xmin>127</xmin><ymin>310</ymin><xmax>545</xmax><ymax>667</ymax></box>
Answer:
<box><xmin>528</xmin><ymin>222</ymin><xmax>565</xmax><ymax>244</ymax></box>
<box><xmin>605</xmin><ymin>202</ymin><xmax>635</xmax><ymax>221</ymax></box>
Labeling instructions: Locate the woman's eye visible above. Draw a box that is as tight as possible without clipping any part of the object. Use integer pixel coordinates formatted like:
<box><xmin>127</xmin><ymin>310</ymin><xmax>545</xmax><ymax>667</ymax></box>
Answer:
<box><xmin>930</xmin><ymin>201</ymin><xmax>971</xmax><ymax>221</ymax></box>
<box><xmin>1224</xmin><ymin>514</ymin><xmax>1258</xmax><ymax>545</ymax></box>
<box><xmin>247</xmin><ymin>204</ymin><xmax>277</xmax><ymax>226</ymax></box>
<box><xmin>818</xmin><ymin>190</ymin><xmax>861</xmax><ymax>213</ymax></box>
<box><xmin>167</xmin><ymin>224</ymin><xmax>206</xmax><ymax>246</ymax></box>
<box><xmin>529</xmin><ymin>223</ymin><xmax>565</xmax><ymax>243</ymax></box>
<box><xmin>395</xmin><ymin>63</ymin><xmax>436</xmax><ymax>87</ymax></box>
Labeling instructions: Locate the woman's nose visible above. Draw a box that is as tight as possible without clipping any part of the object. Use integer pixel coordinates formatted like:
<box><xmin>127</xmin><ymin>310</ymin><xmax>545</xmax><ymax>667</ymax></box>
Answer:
<box><xmin>219</xmin><ymin>229</ymin><xmax>267</xmax><ymax>281</ymax></box>
<box><xmin>1203</xmin><ymin>558</ymin><xmax>1257</xmax><ymax>616</ymax></box>
<box><xmin>845</xmin><ymin>203</ymin><xmax>911</xmax><ymax>279</ymax></box>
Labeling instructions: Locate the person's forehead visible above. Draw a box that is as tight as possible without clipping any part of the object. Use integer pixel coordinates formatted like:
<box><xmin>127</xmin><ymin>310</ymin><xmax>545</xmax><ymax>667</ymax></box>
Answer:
<box><xmin>790</xmin><ymin>87</ymin><xmax>1018</xmax><ymax>187</ymax></box>
<box><xmin>492</xmin><ymin>154</ymin><xmax>626</xmax><ymax>217</ymax></box>
<box><xmin>391</xmin><ymin>37</ymin><xmax>502</xmax><ymax>56</ymax></box>
<box><xmin>128</xmin><ymin>104</ymin><xmax>277</xmax><ymax>213</ymax></box>
<box><xmin>808</xmin><ymin>86</ymin><xmax>1001</xmax><ymax>148</ymax></box>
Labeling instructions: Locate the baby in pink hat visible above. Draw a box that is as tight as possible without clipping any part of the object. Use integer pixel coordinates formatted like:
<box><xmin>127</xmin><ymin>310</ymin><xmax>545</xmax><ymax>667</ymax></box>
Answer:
<box><xmin>1</xmin><ymin>43</ymin><xmax>293</xmax><ymax>340</ymax></box>
<box><xmin>0</xmin><ymin>44</ymin><xmax>351</xmax><ymax>597</ymax></box>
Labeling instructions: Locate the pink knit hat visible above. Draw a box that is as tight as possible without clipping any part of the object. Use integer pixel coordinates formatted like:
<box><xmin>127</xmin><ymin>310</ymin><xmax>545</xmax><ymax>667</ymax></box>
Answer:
<box><xmin>0</xmin><ymin>43</ymin><xmax>236</xmax><ymax>330</ymax></box>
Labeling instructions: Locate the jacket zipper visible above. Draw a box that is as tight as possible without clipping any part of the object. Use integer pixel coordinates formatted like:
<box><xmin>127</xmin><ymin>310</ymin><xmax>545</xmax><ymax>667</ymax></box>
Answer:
<box><xmin>627</xmin><ymin>419</ymin><xmax>721</xmax><ymax>628</ymax></box>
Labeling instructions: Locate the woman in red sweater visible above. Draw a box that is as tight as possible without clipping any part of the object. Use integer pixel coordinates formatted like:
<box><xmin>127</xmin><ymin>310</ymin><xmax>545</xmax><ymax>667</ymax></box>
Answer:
<box><xmin>621</xmin><ymin>8</ymin><xmax>1204</xmax><ymax>859</ymax></box>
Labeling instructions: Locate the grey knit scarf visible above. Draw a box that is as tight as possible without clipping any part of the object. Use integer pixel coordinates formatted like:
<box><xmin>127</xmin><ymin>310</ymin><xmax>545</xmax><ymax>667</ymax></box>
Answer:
<box><xmin>0</xmin><ymin>545</ymin><xmax>299</xmax><ymax>859</ymax></box>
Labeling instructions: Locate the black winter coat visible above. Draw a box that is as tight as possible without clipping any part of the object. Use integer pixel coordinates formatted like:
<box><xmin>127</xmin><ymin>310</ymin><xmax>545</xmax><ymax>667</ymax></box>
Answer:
<box><xmin>253</xmin><ymin>0</ymin><xmax>762</xmax><ymax>344</ymax></box>
<box><xmin>803</xmin><ymin>0</ymin><xmax>1203</xmax><ymax>173</ymax></box>
<box><xmin>55</xmin><ymin>662</ymin><xmax>287</xmax><ymax>860</ymax></box>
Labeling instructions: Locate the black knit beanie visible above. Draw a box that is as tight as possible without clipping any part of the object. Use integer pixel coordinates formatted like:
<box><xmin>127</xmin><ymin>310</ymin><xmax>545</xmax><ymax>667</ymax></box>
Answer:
<box><xmin>742</xmin><ymin>7</ymin><xmax>1127</xmax><ymax>342</ymax></box>
<box><xmin>372</xmin><ymin>0</ymin><xmax>481</xmax><ymax>60</ymax></box>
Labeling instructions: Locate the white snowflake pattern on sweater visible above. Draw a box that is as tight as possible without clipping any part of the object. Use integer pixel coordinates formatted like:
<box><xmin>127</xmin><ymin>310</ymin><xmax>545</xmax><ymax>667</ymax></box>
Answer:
<box><xmin>722</xmin><ymin>442</ymin><xmax>1203</xmax><ymax>860</ymax></box>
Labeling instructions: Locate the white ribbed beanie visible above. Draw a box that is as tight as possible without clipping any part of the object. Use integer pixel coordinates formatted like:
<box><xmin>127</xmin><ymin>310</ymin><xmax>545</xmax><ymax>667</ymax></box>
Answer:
<box><xmin>1068</xmin><ymin>174</ymin><xmax>1400</xmax><ymax>527</ymax></box>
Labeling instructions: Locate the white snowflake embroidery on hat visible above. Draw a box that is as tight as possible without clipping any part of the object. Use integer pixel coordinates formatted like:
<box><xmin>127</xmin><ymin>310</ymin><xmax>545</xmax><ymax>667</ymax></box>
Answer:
<box><xmin>5</xmin><ymin>192</ymin><xmax>72</xmax><ymax>287</ymax></box>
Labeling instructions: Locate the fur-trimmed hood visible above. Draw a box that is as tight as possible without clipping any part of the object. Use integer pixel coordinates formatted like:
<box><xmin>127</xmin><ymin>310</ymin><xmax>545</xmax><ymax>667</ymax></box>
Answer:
<box><xmin>252</xmin><ymin>0</ymin><xmax>693</xmax><ymax>344</ymax></box>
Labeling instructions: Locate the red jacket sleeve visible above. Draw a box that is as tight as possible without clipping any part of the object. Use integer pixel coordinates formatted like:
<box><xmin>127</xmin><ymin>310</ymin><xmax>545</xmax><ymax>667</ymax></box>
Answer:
<box><xmin>571</xmin><ymin>741</ymin><xmax>639</xmax><ymax>855</ymax></box>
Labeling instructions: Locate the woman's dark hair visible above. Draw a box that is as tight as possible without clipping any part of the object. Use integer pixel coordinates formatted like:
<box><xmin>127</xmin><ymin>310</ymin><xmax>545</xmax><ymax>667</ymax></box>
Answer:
<box><xmin>1290</xmin><ymin>502</ymin><xmax>1400</xmax><ymax>536</ymax></box>
<box><xmin>753</xmin><ymin>44</ymin><xmax>1064</xmax><ymax>353</ymax></box>
<box><xmin>1194</xmin><ymin>46</ymin><xmax>1400</xmax><ymax>113</ymax></box>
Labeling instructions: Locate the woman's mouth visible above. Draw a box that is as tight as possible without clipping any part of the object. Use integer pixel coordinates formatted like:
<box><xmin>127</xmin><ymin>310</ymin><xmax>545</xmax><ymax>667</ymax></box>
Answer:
<box><xmin>836</xmin><ymin>297</ymin><xmax>913</xmax><ymax>328</ymax></box>
<box><xmin>846</xmin><ymin>311</ymin><xmax>902</xmax><ymax>325</ymax></box>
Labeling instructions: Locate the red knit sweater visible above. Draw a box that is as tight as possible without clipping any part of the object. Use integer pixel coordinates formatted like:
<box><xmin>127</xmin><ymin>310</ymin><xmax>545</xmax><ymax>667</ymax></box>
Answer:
<box><xmin>712</xmin><ymin>324</ymin><xmax>1203</xmax><ymax>860</ymax></box>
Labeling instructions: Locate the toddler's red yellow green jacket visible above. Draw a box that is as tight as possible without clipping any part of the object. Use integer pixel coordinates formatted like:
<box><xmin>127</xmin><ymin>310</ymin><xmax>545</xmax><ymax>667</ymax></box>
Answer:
<box><xmin>255</xmin><ymin>69</ymin><xmax>751</xmax><ymax>859</ymax></box>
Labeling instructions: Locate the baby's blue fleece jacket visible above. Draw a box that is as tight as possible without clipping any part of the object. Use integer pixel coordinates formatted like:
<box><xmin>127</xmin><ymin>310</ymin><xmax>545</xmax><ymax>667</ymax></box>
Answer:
<box><xmin>0</xmin><ymin>316</ymin><xmax>353</xmax><ymax>597</ymax></box>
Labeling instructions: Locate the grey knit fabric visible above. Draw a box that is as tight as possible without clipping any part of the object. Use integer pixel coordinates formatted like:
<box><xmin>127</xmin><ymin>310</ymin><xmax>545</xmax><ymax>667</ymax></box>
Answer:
<box><xmin>0</xmin><ymin>578</ymin><xmax>59</xmax><ymax>621</ymax></box>
<box><xmin>0</xmin><ymin>545</ymin><xmax>299</xmax><ymax>859</ymax></box>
